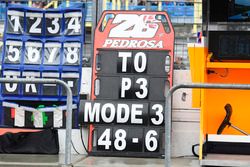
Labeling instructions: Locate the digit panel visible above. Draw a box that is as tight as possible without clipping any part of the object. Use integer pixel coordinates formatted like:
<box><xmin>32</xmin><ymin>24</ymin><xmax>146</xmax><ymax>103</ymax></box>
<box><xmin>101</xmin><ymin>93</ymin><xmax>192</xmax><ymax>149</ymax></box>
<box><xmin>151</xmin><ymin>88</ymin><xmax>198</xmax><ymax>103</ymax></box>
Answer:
<box><xmin>95</xmin><ymin>126</ymin><xmax>144</xmax><ymax>152</ymax></box>
<box><xmin>113</xmin><ymin>127</ymin><xmax>143</xmax><ymax>152</ymax></box>
<box><xmin>2</xmin><ymin>70</ymin><xmax>21</xmax><ymax>95</ymax></box>
<box><xmin>96</xmin><ymin>127</ymin><xmax>112</xmax><ymax>151</ymax></box>
<box><xmin>4</xmin><ymin>40</ymin><xmax>22</xmax><ymax>64</ymax></box>
<box><xmin>22</xmin><ymin>71</ymin><xmax>40</xmax><ymax>96</ymax></box>
<box><xmin>45</xmin><ymin>13</ymin><xmax>62</xmax><ymax>36</ymax></box>
<box><xmin>144</xmin><ymin>128</ymin><xmax>160</xmax><ymax>153</ymax></box>
<box><xmin>24</xmin><ymin>41</ymin><xmax>42</xmax><ymax>65</ymax></box>
<box><xmin>92</xmin><ymin>125</ymin><xmax>164</xmax><ymax>157</ymax></box>
<box><xmin>64</xmin><ymin>11</ymin><xmax>82</xmax><ymax>36</ymax></box>
<box><xmin>121</xmin><ymin>76</ymin><xmax>149</xmax><ymax>100</ymax></box>
<box><xmin>26</xmin><ymin>12</ymin><xmax>43</xmax><ymax>36</ymax></box>
<box><xmin>61</xmin><ymin>72</ymin><xmax>80</xmax><ymax>96</ymax></box>
<box><xmin>149</xmin><ymin>102</ymin><xmax>165</xmax><ymax>126</ymax></box>
<box><xmin>41</xmin><ymin>72</ymin><xmax>60</xmax><ymax>96</ymax></box>
<box><xmin>63</xmin><ymin>42</ymin><xmax>81</xmax><ymax>66</ymax></box>
<box><xmin>7</xmin><ymin>10</ymin><xmax>24</xmax><ymax>34</ymax></box>
<box><xmin>44</xmin><ymin>42</ymin><xmax>61</xmax><ymax>65</ymax></box>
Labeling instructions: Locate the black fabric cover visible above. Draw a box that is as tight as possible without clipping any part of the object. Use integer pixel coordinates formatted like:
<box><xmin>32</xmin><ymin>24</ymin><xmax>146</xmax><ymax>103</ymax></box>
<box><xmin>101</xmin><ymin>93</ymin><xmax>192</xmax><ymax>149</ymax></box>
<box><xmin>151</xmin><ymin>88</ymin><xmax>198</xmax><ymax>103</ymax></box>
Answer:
<box><xmin>203</xmin><ymin>141</ymin><xmax>250</xmax><ymax>155</ymax></box>
<box><xmin>0</xmin><ymin>129</ymin><xmax>59</xmax><ymax>154</ymax></box>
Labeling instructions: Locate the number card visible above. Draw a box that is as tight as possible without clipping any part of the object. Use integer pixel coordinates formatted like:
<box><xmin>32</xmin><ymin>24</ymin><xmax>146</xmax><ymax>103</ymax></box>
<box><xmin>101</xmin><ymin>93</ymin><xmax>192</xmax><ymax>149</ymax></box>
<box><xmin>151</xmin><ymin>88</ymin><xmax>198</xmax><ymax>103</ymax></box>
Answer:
<box><xmin>3</xmin><ymin>70</ymin><xmax>20</xmax><ymax>95</ymax></box>
<box><xmin>24</xmin><ymin>41</ymin><xmax>42</xmax><ymax>64</ymax></box>
<box><xmin>61</xmin><ymin>73</ymin><xmax>79</xmax><ymax>96</ymax></box>
<box><xmin>22</xmin><ymin>71</ymin><xmax>40</xmax><ymax>95</ymax></box>
<box><xmin>63</xmin><ymin>42</ymin><xmax>80</xmax><ymax>65</ymax></box>
<box><xmin>64</xmin><ymin>12</ymin><xmax>82</xmax><ymax>35</ymax></box>
<box><xmin>26</xmin><ymin>12</ymin><xmax>43</xmax><ymax>35</ymax></box>
<box><xmin>7</xmin><ymin>10</ymin><xmax>24</xmax><ymax>34</ymax></box>
<box><xmin>45</xmin><ymin>13</ymin><xmax>62</xmax><ymax>36</ymax></box>
<box><xmin>41</xmin><ymin>72</ymin><xmax>60</xmax><ymax>96</ymax></box>
<box><xmin>44</xmin><ymin>42</ymin><xmax>61</xmax><ymax>65</ymax></box>
<box><xmin>95</xmin><ymin>126</ymin><xmax>162</xmax><ymax>154</ymax></box>
<box><xmin>4</xmin><ymin>40</ymin><xmax>22</xmax><ymax>64</ymax></box>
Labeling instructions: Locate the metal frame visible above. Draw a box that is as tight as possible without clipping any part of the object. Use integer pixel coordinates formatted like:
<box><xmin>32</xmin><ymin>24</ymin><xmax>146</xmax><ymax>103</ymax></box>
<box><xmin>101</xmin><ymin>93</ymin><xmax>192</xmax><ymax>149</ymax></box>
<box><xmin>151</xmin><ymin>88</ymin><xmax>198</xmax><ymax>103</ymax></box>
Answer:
<box><xmin>165</xmin><ymin>83</ymin><xmax>250</xmax><ymax>167</ymax></box>
<box><xmin>0</xmin><ymin>78</ymin><xmax>73</xmax><ymax>167</ymax></box>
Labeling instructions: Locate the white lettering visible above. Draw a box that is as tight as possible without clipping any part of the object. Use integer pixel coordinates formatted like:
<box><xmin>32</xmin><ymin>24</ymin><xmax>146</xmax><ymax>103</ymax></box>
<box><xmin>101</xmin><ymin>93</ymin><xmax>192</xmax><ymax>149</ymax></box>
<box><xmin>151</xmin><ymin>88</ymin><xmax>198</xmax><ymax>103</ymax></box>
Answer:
<box><xmin>5</xmin><ymin>75</ymin><xmax>18</xmax><ymax>92</ymax></box>
<box><xmin>137</xmin><ymin>40</ymin><xmax>147</xmax><ymax>48</ymax></box>
<box><xmin>121</xmin><ymin>78</ymin><xmax>131</xmax><ymax>98</ymax></box>
<box><xmin>118</xmin><ymin>52</ymin><xmax>132</xmax><ymax>72</ymax></box>
<box><xmin>6</xmin><ymin>83</ymin><xmax>18</xmax><ymax>92</ymax></box>
<box><xmin>151</xmin><ymin>104</ymin><xmax>164</xmax><ymax>125</ymax></box>
<box><xmin>101</xmin><ymin>103</ymin><xmax>115</xmax><ymax>123</ymax></box>
<box><xmin>11</xmin><ymin>16</ymin><xmax>21</xmax><ymax>32</ymax></box>
<box><xmin>148</xmin><ymin>40</ymin><xmax>155</xmax><ymax>48</ymax></box>
<box><xmin>102</xmin><ymin>39</ymin><xmax>163</xmax><ymax>49</ymax></box>
<box><xmin>103</xmin><ymin>39</ymin><xmax>112</xmax><ymax>47</ymax></box>
<box><xmin>155</xmin><ymin>41</ymin><xmax>163</xmax><ymax>48</ymax></box>
<box><xmin>25</xmin><ymin>76</ymin><xmax>37</xmax><ymax>93</ymax></box>
<box><xmin>134</xmin><ymin>52</ymin><xmax>147</xmax><ymax>73</ymax></box>
<box><xmin>131</xmin><ymin>104</ymin><xmax>143</xmax><ymax>124</ymax></box>
<box><xmin>84</xmin><ymin>102</ymin><xmax>100</xmax><ymax>122</ymax></box>
<box><xmin>109</xmin><ymin>14</ymin><xmax>159</xmax><ymax>38</ymax></box>
<box><xmin>83</xmin><ymin>102</ymin><xmax>147</xmax><ymax>125</ymax></box>
<box><xmin>120</xmin><ymin>40</ymin><xmax>130</xmax><ymax>47</ymax></box>
<box><xmin>135</xmin><ymin>78</ymin><xmax>148</xmax><ymax>99</ymax></box>
<box><xmin>110</xmin><ymin>40</ymin><xmax>120</xmax><ymax>48</ymax></box>
<box><xmin>128</xmin><ymin>40</ymin><xmax>137</xmax><ymax>48</ymax></box>
<box><xmin>117</xmin><ymin>104</ymin><xmax>130</xmax><ymax>123</ymax></box>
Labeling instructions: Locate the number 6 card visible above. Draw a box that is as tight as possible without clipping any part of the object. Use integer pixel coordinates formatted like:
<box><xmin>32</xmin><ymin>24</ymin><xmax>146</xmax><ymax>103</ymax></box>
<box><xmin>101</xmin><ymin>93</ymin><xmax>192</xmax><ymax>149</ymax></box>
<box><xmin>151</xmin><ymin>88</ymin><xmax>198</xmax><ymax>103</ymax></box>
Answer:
<box><xmin>24</xmin><ymin>41</ymin><xmax>42</xmax><ymax>64</ymax></box>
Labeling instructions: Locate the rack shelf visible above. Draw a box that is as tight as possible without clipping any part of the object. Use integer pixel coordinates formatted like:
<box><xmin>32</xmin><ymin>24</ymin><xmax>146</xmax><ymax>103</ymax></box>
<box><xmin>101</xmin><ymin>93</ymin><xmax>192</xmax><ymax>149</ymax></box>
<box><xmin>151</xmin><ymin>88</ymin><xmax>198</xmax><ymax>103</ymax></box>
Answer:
<box><xmin>207</xmin><ymin>62</ymin><xmax>250</xmax><ymax>69</ymax></box>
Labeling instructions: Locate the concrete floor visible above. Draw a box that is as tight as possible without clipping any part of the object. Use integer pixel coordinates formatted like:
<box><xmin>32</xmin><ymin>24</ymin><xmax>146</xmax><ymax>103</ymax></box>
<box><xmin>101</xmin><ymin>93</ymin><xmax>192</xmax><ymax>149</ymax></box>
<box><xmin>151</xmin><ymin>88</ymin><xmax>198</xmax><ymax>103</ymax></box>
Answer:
<box><xmin>0</xmin><ymin>154</ymin><xmax>200</xmax><ymax>167</ymax></box>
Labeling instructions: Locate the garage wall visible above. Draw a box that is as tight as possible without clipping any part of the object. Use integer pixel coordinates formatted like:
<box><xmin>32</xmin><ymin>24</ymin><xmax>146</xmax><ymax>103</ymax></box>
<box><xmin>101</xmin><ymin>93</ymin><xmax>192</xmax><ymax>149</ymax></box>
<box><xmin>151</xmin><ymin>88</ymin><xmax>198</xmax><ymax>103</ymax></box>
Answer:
<box><xmin>172</xmin><ymin>70</ymin><xmax>200</xmax><ymax>157</ymax></box>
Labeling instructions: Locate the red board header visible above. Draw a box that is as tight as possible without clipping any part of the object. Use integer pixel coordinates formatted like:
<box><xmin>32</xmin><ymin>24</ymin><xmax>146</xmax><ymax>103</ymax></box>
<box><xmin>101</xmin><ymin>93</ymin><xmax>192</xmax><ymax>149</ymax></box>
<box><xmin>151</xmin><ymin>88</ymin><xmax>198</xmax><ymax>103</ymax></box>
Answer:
<box><xmin>94</xmin><ymin>11</ymin><xmax>174</xmax><ymax>50</ymax></box>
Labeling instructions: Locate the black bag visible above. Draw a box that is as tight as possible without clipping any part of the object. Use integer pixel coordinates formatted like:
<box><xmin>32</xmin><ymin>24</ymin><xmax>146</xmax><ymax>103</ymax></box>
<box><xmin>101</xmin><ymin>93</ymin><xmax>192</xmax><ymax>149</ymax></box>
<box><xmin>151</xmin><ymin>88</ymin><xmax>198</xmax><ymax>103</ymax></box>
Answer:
<box><xmin>0</xmin><ymin>129</ymin><xmax>59</xmax><ymax>154</ymax></box>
